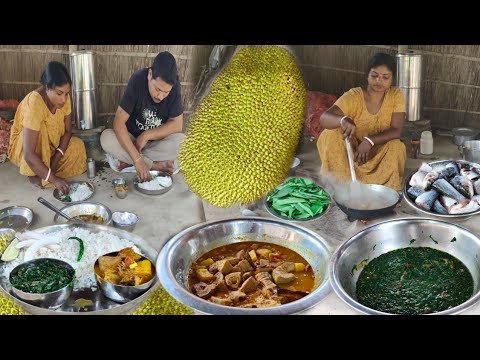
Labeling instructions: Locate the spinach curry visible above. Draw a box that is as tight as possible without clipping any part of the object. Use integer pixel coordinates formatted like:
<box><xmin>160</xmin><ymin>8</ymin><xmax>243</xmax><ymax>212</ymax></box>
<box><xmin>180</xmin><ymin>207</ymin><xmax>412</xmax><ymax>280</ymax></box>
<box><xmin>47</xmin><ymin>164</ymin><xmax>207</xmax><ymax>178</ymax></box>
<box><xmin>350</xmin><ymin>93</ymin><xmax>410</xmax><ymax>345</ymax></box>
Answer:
<box><xmin>356</xmin><ymin>247</ymin><xmax>473</xmax><ymax>315</ymax></box>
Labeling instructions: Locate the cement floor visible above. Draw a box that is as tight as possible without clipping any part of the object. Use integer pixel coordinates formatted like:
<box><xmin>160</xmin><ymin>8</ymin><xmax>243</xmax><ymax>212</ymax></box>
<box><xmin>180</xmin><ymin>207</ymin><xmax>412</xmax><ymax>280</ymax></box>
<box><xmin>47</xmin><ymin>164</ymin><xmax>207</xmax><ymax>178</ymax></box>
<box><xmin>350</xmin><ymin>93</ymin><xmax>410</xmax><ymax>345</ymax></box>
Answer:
<box><xmin>2</xmin><ymin>134</ymin><xmax>480</xmax><ymax>315</ymax></box>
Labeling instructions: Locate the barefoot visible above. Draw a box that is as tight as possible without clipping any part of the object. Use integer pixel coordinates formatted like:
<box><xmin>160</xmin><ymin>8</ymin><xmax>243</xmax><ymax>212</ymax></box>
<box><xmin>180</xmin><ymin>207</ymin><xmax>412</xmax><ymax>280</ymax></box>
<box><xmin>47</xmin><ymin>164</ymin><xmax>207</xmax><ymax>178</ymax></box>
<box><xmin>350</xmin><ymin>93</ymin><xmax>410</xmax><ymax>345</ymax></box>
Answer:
<box><xmin>28</xmin><ymin>176</ymin><xmax>43</xmax><ymax>188</ymax></box>
<box><xmin>152</xmin><ymin>160</ymin><xmax>174</xmax><ymax>174</ymax></box>
<box><xmin>118</xmin><ymin>160</ymin><xmax>130</xmax><ymax>171</ymax></box>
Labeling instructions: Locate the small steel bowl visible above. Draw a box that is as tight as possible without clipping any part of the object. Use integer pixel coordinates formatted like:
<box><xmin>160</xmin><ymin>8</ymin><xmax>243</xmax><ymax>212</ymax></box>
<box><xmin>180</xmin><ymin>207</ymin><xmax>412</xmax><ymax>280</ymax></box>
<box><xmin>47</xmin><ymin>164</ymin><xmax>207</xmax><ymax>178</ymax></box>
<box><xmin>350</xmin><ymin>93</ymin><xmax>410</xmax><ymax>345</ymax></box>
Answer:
<box><xmin>94</xmin><ymin>251</ymin><xmax>156</xmax><ymax>303</ymax></box>
<box><xmin>53</xmin><ymin>202</ymin><xmax>112</xmax><ymax>225</ymax></box>
<box><xmin>9</xmin><ymin>258</ymin><xmax>75</xmax><ymax>309</ymax></box>
<box><xmin>0</xmin><ymin>206</ymin><xmax>34</xmax><ymax>232</ymax></box>
<box><xmin>112</xmin><ymin>211</ymin><xmax>139</xmax><ymax>232</ymax></box>
<box><xmin>112</xmin><ymin>178</ymin><xmax>128</xmax><ymax>199</ymax></box>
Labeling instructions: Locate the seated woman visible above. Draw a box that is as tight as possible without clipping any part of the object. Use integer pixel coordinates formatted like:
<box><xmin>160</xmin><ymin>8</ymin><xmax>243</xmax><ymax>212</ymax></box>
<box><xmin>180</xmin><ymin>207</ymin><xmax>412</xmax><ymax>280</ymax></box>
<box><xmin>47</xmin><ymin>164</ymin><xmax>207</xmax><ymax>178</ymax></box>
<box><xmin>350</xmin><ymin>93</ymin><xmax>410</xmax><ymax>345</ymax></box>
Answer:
<box><xmin>317</xmin><ymin>52</ymin><xmax>406</xmax><ymax>190</ymax></box>
<box><xmin>8</xmin><ymin>61</ymin><xmax>87</xmax><ymax>193</ymax></box>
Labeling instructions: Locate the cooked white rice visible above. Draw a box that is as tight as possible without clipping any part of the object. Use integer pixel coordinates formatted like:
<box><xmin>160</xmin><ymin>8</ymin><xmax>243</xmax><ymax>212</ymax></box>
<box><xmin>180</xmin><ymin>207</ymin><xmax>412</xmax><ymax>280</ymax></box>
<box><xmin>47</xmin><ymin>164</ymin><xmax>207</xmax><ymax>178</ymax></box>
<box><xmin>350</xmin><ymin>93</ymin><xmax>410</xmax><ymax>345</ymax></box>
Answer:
<box><xmin>1</xmin><ymin>228</ymin><xmax>142</xmax><ymax>290</ymax></box>
<box><xmin>69</xmin><ymin>183</ymin><xmax>93</xmax><ymax>202</ymax></box>
<box><xmin>138</xmin><ymin>176</ymin><xmax>172</xmax><ymax>190</ymax></box>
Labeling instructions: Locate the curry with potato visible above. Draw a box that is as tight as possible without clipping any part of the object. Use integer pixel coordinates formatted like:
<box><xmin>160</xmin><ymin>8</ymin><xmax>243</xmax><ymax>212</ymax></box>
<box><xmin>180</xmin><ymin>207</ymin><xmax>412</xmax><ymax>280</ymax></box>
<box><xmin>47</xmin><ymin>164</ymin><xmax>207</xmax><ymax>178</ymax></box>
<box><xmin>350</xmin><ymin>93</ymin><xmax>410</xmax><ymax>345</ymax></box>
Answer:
<box><xmin>188</xmin><ymin>242</ymin><xmax>315</xmax><ymax>308</ymax></box>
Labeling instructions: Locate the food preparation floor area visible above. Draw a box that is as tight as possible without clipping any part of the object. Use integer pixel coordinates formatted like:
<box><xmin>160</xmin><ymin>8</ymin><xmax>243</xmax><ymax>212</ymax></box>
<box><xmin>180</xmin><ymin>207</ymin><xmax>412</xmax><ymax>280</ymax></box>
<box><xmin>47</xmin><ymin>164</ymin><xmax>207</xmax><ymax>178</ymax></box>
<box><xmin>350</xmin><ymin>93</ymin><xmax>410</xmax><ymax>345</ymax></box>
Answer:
<box><xmin>1</xmin><ymin>133</ymin><xmax>480</xmax><ymax>315</ymax></box>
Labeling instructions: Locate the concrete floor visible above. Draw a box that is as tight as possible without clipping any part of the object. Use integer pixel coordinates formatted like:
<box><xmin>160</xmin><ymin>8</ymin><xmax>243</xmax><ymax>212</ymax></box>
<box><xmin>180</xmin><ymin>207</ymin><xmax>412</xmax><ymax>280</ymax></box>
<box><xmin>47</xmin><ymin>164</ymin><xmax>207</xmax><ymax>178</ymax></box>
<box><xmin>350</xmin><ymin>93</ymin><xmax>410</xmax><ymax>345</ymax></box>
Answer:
<box><xmin>2</xmin><ymin>133</ymin><xmax>480</xmax><ymax>315</ymax></box>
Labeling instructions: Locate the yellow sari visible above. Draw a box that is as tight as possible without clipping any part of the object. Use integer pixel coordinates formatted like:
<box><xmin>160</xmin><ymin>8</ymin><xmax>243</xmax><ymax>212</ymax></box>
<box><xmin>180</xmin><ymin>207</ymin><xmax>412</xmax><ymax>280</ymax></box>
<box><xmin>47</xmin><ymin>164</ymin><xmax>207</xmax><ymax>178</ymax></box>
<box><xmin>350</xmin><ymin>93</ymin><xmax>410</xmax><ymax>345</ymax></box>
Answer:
<box><xmin>317</xmin><ymin>87</ymin><xmax>406</xmax><ymax>190</ymax></box>
<box><xmin>8</xmin><ymin>91</ymin><xmax>87</xmax><ymax>187</ymax></box>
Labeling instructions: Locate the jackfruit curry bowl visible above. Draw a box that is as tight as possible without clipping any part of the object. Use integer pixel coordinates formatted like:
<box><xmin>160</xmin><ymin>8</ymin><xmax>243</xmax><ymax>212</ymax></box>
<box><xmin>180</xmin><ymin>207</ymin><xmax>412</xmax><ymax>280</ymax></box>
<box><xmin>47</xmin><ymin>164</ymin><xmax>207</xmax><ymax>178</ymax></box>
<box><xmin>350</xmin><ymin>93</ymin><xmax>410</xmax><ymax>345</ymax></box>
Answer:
<box><xmin>157</xmin><ymin>217</ymin><xmax>331</xmax><ymax>314</ymax></box>
<box><xmin>94</xmin><ymin>247</ymin><xmax>156</xmax><ymax>303</ymax></box>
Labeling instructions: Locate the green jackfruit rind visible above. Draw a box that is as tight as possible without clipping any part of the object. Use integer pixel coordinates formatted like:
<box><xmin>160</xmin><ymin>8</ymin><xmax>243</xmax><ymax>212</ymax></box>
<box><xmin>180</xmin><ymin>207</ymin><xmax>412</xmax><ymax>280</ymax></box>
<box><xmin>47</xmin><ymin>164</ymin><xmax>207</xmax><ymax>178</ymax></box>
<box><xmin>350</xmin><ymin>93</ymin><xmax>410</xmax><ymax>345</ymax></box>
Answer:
<box><xmin>179</xmin><ymin>46</ymin><xmax>306</xmax><ymax>207</ymax></box>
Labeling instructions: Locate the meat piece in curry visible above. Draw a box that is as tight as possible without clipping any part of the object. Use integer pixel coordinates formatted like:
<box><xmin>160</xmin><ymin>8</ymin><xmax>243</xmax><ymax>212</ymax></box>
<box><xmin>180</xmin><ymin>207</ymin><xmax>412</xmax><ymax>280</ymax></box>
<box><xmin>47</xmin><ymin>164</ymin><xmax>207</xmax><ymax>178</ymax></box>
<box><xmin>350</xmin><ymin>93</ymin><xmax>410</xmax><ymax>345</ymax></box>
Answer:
<box><xmin>188</xmin><ymin>242</ymin><xmax>315</xmax><ymax>308</ymax></box>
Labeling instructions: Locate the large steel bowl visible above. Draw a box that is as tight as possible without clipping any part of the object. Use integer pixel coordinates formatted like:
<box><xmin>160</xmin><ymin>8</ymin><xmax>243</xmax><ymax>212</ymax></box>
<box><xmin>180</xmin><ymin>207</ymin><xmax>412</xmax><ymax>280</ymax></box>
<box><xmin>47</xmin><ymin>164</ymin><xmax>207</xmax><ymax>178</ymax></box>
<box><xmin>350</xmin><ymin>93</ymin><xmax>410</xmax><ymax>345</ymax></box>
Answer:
<box><xmin>403</xmin><ymin>159</ymin><xmax>480</xmax><ymax>221</ymax></box>
<box><xmin>157</xmin><ymin>217</ymin><xmax>331</xmax><ymax>315</ymax></box>
<box><xmin>330</xmin><ymin>218</ymin><xmax>480</xmax><ymax>315</ymax></box>
<box><xmin>53</xmin><ymin>202</ymin><xmax>112</xmax><ymax>225</ymax></box>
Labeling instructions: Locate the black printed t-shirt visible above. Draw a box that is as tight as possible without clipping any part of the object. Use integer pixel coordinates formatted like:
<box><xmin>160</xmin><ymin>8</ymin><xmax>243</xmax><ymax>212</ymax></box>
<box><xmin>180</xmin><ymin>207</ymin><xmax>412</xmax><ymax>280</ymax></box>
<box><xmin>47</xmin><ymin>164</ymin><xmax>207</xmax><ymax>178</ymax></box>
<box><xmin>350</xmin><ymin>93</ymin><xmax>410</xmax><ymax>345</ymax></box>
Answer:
<box><xmin>120</xmin><ymin>68</ymin><xmax>183</xmax><ymax>138</ymax></box>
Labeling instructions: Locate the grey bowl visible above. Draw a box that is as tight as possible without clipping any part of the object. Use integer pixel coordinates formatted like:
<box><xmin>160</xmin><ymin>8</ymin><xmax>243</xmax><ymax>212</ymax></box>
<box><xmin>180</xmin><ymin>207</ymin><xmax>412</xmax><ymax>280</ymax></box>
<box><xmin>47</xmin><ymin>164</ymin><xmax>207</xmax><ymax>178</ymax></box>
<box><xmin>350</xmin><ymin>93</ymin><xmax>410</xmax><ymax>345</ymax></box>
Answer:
<box><xmin>53</xmin><ymin>181</ymin><xmax>95</xmax><ymax>203</ymax></box>
<box><xmin>94</xmin><ymin>251</ymin><xmax>156</xmax><ymax>303</ymax></box>
<box><xmin>9</xmin><ymin>258</ymin><xmax>74</xmax><ymax>309</ymax></box>
<box><xmin>112</xmin><ymin>211</ymin><xmax>138</xmax><ymax>232</ymax></box>
<box><xmin>53</xmin><ymin>202</ymin><xmax>112</xmax><ymax>225</ymax></box>
<box><xmin>330</xmin><ymin>218</ymin><xmax>480</xmax><ymax>315</ymax></box>
<box><xmin>157</xmin><ymin>217</ymin><xmax>331</xmax><ymax>315</ymax></box>
<box><xmin>134</xmin><ymin>171</ymin><xmax>172</xmax><ymax>195</ymax></box>
<box><xmin>0</xmin><ymin>206</ymin><xmax>34</xmax><ymax>232</ymax></box>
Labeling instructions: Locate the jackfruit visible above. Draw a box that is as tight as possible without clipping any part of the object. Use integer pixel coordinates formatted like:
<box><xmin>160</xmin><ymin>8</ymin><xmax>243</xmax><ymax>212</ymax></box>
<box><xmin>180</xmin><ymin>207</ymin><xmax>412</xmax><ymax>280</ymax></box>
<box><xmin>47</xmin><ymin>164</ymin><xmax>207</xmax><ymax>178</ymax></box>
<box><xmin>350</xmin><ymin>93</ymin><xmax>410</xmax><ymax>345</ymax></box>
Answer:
<box><xmin>179</xmin><ymin>45</ymin><xmax>306</xmax><ymax>207</ymax></box>
<box><xmin>0</xmin><ymin>293</ymin><xmax>28</xmax><ymax>315</ymax></box>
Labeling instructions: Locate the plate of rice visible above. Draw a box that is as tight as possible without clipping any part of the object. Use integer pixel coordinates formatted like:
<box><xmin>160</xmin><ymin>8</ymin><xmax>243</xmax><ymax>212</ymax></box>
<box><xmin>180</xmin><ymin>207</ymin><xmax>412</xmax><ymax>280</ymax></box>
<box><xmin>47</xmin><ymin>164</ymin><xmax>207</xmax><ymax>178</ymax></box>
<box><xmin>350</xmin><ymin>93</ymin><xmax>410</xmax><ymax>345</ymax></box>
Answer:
<box><xmin>134</xmin><ymin>171</ymin><xmax>173</xmax><ymax>195</ymax></box>
<box><xmin>53</xmin><ymin>181</ymin><xmax>95</xmax><ymax>203</ymax></box>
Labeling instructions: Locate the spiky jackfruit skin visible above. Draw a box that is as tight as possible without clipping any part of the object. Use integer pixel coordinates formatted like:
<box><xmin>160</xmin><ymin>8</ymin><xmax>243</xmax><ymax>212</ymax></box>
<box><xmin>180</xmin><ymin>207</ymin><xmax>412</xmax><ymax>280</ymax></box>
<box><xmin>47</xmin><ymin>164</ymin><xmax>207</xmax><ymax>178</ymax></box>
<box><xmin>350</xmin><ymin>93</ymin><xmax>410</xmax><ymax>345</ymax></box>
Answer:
<box><xmin>179</xmin><ymin>46</ymin><xmax>306</xmax><ymax>207</ymax></box>
<box><xmin>0</xmin><ymin>293</ymin><xmax>28</xmax><ymax>315</ymax></box>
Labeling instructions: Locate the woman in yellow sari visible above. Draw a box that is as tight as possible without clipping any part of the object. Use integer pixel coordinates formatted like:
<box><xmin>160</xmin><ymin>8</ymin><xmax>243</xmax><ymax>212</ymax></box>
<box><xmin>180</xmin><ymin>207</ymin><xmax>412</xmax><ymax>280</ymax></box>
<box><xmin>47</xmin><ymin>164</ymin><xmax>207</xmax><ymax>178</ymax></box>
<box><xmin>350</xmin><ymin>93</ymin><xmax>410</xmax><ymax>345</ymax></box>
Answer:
<box><xmin>317</xmin><ymin>53</ymin><xmax>406</xmax><ymax>190</ymax></box>
<box><xmin>8</xmin><ymin>61</ymin><xmax>86</xmax><ymax>193</ymax></box>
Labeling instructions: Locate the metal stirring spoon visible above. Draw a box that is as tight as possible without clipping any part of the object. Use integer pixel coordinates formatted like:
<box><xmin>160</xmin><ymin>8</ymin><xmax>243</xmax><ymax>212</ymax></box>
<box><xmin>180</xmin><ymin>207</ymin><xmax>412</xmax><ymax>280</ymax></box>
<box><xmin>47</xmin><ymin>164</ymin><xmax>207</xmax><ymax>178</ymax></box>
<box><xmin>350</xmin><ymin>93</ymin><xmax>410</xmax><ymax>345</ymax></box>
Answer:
<box><xmin>37</xmin><ymin>197</ymin><xmax>85</xmax><ymax>224</ymax></box>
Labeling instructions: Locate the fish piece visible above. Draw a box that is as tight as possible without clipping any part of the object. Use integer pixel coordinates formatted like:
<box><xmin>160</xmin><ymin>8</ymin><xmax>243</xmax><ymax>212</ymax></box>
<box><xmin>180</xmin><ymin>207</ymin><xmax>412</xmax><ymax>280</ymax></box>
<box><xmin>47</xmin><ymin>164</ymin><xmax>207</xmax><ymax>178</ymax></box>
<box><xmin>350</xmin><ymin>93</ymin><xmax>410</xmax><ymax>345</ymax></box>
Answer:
<box><xmin>409</xmin><ymin>171</ymin><xmax>427</xmax><ymax>187</ymax></box>
<box><xmin>407</xmin><ymin>186</ymin><xmax>425</xmax><ymax>200</ymax></box>
<box><xmin>431</xmin><ymin>178</ymin><xmax>467</xmax><ymax>203</ymax></box>
<box><xmin>439</xmin><ymin>196</ymin><xmax>458</xmax><ymax>211</ymax></box>
<box><xmin>474</xmin><ymin>179</ymin><xmax>480</xmax><ymax>195</ymax></box>
<box><xmin>471</xmin><ymin>195</ymin><xmax>480</xmax><ymax>205</ymax></box>
<box><xmin>423</xmin><ymin>171</ymin><xmax>442</xmax><ymax>190</ymax></box>
<box><xmin>449</xmin><ymin>200</ymin><xmax>480</xmax><ymax>214</ymax></box>
<box><xmin>415</xmin><ymin>190</ymin><xmax>440</xmax><ymax>211</ymax></box>
<box><xmin>433</xmin><ymin>200</ymin><xmax>448</xmax><ymax>214</ymax></box>
<box><xmin>439</xmin><ymin>166</ymin><xmax>457</xmax><ymax>179</ymax></box>
<box><xmin>450</xmin><ymin>175</ymin><xmax>474</xmax><ymax>199</ymax></box>
<box><xmin>445</xmin><ymin>162</ymin><xmax>460</xmax><ymax>176</ymax></box>
<box><xmin>419</xmin><ymin>163</ymin><xmax>433</xmax><ymax>173</ymax></box>
<box><xmin>467</xmin><ymin>167</ymin><xmax>480</xmax><ymax>181</ymax></box>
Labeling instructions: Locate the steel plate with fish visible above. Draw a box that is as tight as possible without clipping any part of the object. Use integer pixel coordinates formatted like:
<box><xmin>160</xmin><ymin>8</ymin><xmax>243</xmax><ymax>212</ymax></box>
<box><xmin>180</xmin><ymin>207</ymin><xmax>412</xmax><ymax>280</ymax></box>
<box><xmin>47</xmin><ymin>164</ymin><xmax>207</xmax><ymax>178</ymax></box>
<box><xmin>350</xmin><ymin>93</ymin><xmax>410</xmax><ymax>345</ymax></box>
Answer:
<box><xmin>0</xmin><ymin>206</ymin><xmax>33</xmax><ymax>232</ymax></box>
<box><xmin>53</xmin><ymin>181</ymin><xmax>95</xmax><ymax>203</ymax></box>
<box><xmin>403</xmin><ymin>159</ymin><xmax>480</xmax><ymax>220</ymax></box>
<box><xmin>0</xmin><ymin>223</ymin><xmax>158</xmax><ymax>314</ymax></box>
<box><xmin>133</xmin><ymin>171</ymin><xmax>172</xmax><ymax>195</ymax></box>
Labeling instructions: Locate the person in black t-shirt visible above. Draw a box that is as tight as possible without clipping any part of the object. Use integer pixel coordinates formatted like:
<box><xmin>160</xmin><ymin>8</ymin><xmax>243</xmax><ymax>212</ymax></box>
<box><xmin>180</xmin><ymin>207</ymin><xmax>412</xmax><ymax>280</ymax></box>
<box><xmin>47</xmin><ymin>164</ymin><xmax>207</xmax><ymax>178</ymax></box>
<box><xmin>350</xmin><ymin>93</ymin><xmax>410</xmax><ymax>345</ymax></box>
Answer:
<box><xmin>100</xmin><ymin>51</ymin><xmax>185</xmax><ymax>181</ymax></box>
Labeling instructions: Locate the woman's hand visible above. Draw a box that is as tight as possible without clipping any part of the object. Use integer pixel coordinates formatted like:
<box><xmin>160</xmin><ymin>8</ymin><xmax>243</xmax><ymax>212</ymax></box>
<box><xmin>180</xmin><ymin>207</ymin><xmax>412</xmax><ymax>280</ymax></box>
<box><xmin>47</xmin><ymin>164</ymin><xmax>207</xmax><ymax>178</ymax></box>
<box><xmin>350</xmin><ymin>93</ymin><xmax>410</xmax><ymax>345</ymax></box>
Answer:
<box><xmin>51</xmin><ymin>176</ymin><xmax>70</xmax><ymax>194</ymax></box>
<box><xmin>50</xmin><ymin>152</ymin><xmax>62</xmax><ymax>174</ymax></box>
<box><xmin>341</xmin><ymin>117</ymin><xmax>356</xmax><ymax>140</ymax></box>
<box><xmin>355</xmin><ymin>139</ymin><xmax>373</xmax><ymax>164</ymax></box>
<box><xmin>135</xmin><ymin>158</ymin><xmax>150</xmax><ymax>182</ymax></box>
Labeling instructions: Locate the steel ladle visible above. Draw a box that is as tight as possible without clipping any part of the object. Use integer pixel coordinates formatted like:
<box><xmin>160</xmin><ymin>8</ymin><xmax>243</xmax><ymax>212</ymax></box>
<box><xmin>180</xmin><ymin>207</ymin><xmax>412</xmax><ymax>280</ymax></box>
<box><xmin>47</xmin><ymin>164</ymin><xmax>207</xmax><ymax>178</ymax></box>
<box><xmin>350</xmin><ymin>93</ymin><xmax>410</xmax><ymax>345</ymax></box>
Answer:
<box><xmin>37</xmin><ymin>197</ymin><xmax>85</xmax><ymax>224</ymax></box>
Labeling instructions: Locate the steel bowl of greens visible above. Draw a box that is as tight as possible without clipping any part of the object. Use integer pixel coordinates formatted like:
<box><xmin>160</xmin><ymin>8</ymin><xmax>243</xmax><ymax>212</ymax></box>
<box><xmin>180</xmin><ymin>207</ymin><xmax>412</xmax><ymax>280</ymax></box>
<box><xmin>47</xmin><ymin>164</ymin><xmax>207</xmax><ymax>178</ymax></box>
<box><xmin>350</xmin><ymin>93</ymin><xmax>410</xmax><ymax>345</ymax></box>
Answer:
<box><xmin>331</xmin><ymin>218</ymin><xmax>480</xmax><ymax>315</ymax></box>
<box><xmin>9</xmin><ymin>258</ymin><xmax>75</xmax><ymax>309</ymax></box>
<box><xmin>265</xmin><ymin>177</ymin><xmax>331</xmax><ymax>222</ymax></box>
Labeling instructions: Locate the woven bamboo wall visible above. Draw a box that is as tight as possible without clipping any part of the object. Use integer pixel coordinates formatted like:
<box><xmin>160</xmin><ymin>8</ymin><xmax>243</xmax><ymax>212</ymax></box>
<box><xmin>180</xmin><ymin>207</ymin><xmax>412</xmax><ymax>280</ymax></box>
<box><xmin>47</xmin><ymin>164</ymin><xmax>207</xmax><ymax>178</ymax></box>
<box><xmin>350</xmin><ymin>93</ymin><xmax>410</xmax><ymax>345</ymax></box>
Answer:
<box><xmin>291</xmin><ymin>45</ymin><xmax>480</xmax><ymax>130</ymax></box>
<box><xmin>0</xmin><ymin>45</ymin><xmax>213</xmax><ymax>128</ymax></box>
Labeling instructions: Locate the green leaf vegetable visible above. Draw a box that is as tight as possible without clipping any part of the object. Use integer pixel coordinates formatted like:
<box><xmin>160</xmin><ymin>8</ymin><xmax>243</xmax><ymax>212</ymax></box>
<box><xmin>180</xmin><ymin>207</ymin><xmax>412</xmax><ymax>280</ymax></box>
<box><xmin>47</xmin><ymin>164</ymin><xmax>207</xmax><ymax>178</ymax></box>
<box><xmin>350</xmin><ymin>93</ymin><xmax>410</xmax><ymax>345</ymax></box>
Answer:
<box><xmin>266</xmin><ymin>177</ymin><xmax>330</xmax><ymax>220</ymax></box>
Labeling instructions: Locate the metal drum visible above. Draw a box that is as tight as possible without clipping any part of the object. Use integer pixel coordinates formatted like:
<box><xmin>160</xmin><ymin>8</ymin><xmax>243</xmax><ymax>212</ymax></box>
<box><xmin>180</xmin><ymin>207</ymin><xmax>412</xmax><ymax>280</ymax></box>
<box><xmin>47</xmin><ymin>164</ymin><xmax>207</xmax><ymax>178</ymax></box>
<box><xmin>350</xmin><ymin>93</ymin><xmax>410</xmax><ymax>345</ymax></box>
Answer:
<box><xmin>70</xmin><ymin>51</ymin><xmax>98</xmax><ymax>130</ymax></box>
<box><xmin>396</xmin><ymin>51</ymin><xmax>423</xmax><ymax>122</ymax></box>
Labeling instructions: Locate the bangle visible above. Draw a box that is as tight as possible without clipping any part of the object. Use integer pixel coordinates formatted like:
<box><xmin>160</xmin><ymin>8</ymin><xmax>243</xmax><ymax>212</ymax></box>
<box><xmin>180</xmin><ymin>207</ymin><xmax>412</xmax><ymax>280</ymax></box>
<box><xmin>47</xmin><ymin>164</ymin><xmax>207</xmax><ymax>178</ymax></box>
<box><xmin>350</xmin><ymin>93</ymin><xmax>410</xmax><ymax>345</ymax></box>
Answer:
<box><xmin>45</xmin><ymin>168</ymin><xmax>51</xmax><ymax>182</ymax></box>
<box><xmin>340</xmin><ymin>116</ymin><xmax>349</xmax><ymax>127</ymax></box>
<box><xmin>134</xmin><ymin>156</ymin><xmax>142</xmax><ymax>163</ymax></box>
<box><xmin>363</xmin><ymin>136</ymin><xmax>375</xmax><ymax>147</ymax></box>
<box><xmin>56</xmin><ymin>148</ymin><xmax>64</xmax><ymax>156</ymax></box>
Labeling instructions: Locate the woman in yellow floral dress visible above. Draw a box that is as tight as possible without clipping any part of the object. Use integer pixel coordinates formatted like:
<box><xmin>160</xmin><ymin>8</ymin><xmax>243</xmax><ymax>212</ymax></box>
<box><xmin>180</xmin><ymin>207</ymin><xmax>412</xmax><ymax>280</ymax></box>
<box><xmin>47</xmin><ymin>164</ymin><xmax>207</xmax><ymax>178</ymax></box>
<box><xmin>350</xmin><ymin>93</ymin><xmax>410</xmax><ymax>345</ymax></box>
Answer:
<box><xmin>8</xmin><ymin>61</ymin><xmax>86</xmax><ymax>193</ymax></box>
<box><xmin>317</xmin><ymin>53</ymin><xmax>406</xmax><ymax>190</ymax></box>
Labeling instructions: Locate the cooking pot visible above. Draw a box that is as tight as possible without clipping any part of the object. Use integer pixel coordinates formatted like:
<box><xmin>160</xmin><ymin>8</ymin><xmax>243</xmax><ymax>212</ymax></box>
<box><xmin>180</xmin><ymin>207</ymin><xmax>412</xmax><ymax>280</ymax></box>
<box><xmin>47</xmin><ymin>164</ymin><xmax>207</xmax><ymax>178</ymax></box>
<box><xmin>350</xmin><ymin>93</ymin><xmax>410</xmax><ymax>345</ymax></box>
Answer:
<box><xmin>462</xmin><ymin>140</ymin><xmax>480</xmax><ymax>164</ymax></box>
<box><xmin>452</xmin><ymin>127</ymin><xmax>480</xmax><ymax>146</ymax></box>
<box><xmin>333</xmin><ymin>184</ymin><xmax>401</xmax><ymax>220</ymax></box>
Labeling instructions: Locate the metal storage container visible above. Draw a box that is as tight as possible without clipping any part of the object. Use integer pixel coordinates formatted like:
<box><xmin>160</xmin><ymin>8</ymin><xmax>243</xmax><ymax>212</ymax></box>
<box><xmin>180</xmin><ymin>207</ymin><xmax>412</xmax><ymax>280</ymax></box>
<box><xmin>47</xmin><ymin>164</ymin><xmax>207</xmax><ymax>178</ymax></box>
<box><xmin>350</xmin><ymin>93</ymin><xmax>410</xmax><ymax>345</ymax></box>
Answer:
<box><xmin>70</xmin><ymin>51</ymin><xmax>97</xmax><ymax>130</ymax></box>
<box><xmin>396</xmin><ymin>51</ymin><xmax>423</xmax><ymax>122</ymax></box>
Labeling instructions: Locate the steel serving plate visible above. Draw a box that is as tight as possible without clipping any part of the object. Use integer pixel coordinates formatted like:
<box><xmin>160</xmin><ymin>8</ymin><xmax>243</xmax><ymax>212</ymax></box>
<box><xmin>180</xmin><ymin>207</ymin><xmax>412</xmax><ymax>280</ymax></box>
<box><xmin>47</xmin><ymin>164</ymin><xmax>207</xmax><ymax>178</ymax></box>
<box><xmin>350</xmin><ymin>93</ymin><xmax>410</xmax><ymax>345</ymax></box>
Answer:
<box><xmin>331</xmin><ymin>218</ymin><xmax>480</xmax><ymax>315</ymax></box>
<box><xmin>403</xmin><ymin>159</ymin><xmax>480</xmax><ymax>221</ymax></box>
<box><xmin>0</xmin><ymin>206</ymin><xmax>34</xmax><ymax>232</ymax></box>
<box><xmin>134</xmin><ymin>171</ymin><xmax>172</xmax><ymax>195</ymax></box>
<box><xmin>53</xmin><ymin>181</ymin><xmax>95</xmax><ymax>203</ymax></box>
<box><xmin>0</xmin><ymin>223</ymin><xmax>158</xmax><ymax>315</ymax></box>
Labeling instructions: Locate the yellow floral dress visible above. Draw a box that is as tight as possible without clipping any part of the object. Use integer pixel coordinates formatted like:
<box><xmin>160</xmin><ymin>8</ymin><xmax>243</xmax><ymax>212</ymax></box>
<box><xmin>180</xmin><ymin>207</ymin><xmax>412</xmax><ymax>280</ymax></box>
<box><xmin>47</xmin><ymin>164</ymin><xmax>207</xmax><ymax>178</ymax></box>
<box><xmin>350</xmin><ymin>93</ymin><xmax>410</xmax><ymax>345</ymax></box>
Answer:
<box><xmin>8</xmin><ymin>91</ymin><xmax>87</xmax><ymax>187</ymax></box>
<box><xmin>317</xmin><ymin>86</ymin><xmax>406</xmax><ymax>190</ymax></box>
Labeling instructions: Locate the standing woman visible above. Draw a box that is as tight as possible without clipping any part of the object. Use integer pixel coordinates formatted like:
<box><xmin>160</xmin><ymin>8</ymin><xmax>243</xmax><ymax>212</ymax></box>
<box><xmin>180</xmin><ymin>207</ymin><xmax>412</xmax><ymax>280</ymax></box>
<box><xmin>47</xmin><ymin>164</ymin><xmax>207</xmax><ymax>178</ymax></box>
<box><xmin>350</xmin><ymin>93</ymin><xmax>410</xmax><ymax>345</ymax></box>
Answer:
<box><xmin>8</xmin><ymin>61</ymin><xmax>86</xmax><ymax>193</ymax></box>
<box><xmin>317</xmin><ymin>53</ymin><xmax>406</xmax><ymax>190</ymax></box>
